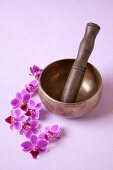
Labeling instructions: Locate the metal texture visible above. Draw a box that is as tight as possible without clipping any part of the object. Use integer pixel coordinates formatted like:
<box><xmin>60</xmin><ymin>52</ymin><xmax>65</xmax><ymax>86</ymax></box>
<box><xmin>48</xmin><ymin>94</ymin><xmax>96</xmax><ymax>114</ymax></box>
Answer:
<box><xmin>39</xmin><ymin>59</ymin><xmax>102</xmax><ymax>118</ymax></box>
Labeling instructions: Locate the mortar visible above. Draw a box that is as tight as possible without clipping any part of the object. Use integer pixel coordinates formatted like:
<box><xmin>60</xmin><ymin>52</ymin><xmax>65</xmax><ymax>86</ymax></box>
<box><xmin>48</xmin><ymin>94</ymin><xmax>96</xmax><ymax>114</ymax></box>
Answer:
<box><xmin>38</xmin><ymin>58</ymin><xmax>102</xmax><ymax>118</ymax></box>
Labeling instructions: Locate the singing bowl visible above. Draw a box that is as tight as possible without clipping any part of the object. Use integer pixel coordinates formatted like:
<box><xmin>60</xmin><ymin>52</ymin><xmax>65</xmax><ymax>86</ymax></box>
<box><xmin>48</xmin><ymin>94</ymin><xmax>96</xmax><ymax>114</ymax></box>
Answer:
<box><xmin>39</xmin><ymin>59</ymin><xmax>102</xmax><ymax>118</ymax></box>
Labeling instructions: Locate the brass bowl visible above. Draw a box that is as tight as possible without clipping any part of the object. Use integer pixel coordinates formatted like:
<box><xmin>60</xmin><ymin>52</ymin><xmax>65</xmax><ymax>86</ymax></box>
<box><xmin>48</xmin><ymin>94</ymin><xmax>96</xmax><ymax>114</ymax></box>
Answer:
<box><xmin>39</xmin><ymin>59</ymin><xmax>102</xmax><ymax>118</ymax></box>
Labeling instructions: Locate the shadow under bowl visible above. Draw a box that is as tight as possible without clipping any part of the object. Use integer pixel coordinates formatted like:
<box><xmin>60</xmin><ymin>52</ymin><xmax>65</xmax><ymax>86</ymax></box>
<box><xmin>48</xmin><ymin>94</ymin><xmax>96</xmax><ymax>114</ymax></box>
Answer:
<box><xmin>39</xmin><ymin>59</ymin><xmax>102</xmax><ymax>118</ymax></box>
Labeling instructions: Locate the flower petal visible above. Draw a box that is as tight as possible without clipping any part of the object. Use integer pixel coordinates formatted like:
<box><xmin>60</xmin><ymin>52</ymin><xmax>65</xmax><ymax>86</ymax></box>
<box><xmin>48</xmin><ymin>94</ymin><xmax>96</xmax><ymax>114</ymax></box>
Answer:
<box><xmin>22</xmin><ymin>93</ymin><xmax>30</xmax><ymax>103</ymax></box>
<box><xmin>14</xmin><ymin>121</ymin><xmax>22</xmax><ymax>130</ymax></box>
<box><xmin>38</xmin><ymin>132</ymin><xmax>48</xmax><ymax>140</ymax></box>
<box><xmin>25</xmin><ymin>84</ymin><xmax>35</xmax><ymax>93</ymax></box>
<box><xmin>34</xmin><ymin>110</ymin><xmax>40</xmax><ymax>119</ymax></box>
<box><xmin>51</xmin><ymin>124</ymin><xmax>60</xmax><ymax>134</ymax></box>
<box><xmin>30</xmin><ymin>120</ymin><xmax>38</xmax><ymax>129</ymax></box>
<box><xmin>16</xmin><ymin>92</ymin><xmax>22</xmax><ymax>100</ymax></box>
<box><xmin>30</xmin><ymin>150</ymin><xmax>39</xmax><ymax>159</ymax></box>
<box><xmin>25</xmin><ymin>129</ymin><xmax>33</xmax><ymax>138</ymax></box>
<box><xmin>33</xmin><ymin>65</ymin><xmax>40</xmax><ymax>73</ymax></box>
<box><xmin>21</xmin><ymin>89</ymin><xmax>28</xmax><ymax>95</ymax></box>
<box><xmin>30</xmin><ymin>135</ymin><xmax>38</xmax><ymax>144</ymax></box>
<box><xmin>30</xmin><ymin>67</ymin><xmax>34</xmax><ymax>74</ymax></box>
<box><xmin>35</xmin><ymin>103</ymin><xmax>42</xmax><ymax>110</ymax></box>
<box><xmin>31</xmin><ymin>128</ymin><xmax>39</xmax><ymax>134</ymax></box>
<box><xmin>20</xmin><ymin>103</ymin><xmax>27</xmax><ymax>111</ymax></box>
<box><xmin>10</xmin><ymin>123</ymin><xmax>14</xmax><ymax>130</ymax></box>
<box><xmin>20</xmin><ymin>128</ymin><xmax>24</xmax><ymax>135</ymax></box>
<box><xmin>29</xmin><ymin>99</ymin><xmax>36</xmax><ymax>108</ymax></box>
<box><xmin>5</xmin><ymin>116</ymin><xmax>13</xmax><ymax>124</ymax></box>
<box><xmin>21</xmin><ymin>141</ymin><xmax>32</xmax><ymax>152</ymax></box>
<box><xmin>37</xmin><ymin>139</ymin><xmax>48</xmax><ymax>150</ymax></box>
<box><xmin>13</xmin><ymin>108</ymin><xmax>22</xmax><ymax>118</ymax></box>
<box><xmin>20</xmin><ymin>115</ymin><xmax>28</xmax><ymax>122</ymax></box>
<box><xmin>30</xmin><ymin>79</ymin><xmax>38</xmax><ymax>86</ymax></box>
<box><xmin>11</xmin><ymin>98</ymin><xmax>20</xmax><ymax>108</ymax></box>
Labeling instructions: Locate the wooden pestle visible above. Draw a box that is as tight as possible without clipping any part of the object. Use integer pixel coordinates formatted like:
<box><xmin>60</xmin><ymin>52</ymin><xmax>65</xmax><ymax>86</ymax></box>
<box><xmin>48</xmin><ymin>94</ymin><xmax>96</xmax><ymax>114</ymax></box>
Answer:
<box><xmin>60</xmin><ymin>23</ymin><xmax>100</xmax><ymax>103</ymax></box>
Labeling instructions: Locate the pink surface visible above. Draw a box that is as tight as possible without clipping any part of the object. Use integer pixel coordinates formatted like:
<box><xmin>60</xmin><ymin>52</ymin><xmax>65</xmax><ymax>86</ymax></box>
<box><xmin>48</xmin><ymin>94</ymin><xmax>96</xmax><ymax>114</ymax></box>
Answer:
<box><xmin>0</xmin><ymin>0</ymin><xmax>113</xmax><ymax>169</ymax></box>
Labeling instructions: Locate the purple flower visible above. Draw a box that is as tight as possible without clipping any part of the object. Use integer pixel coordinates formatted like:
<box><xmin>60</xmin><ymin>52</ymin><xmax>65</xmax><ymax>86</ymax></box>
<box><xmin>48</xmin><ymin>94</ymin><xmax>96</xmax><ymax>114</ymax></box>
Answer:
<box><xmin>25</xmin><ymin>99</ymin><xmax>42</xmax><ymax>119</ymax></box>
<box><xmin>25</xmin><ymin>79</ymin><xmax>38</xmax><ymax>93</ymax></box>
<box><xmin>30</xmin><ymin>65</ymin><xmax>42</xmax><ymax>79</ymax></box>
<box><xmin>34</xmin><ymin>125</ymin><xmax>61</xmax><ymax>142</ymax></box>
<box><xmin>21</xmin><ymin>134</ymin><xmax>49</xmax><ymax>159</ymax></box>
<box><xmin>45</xmin><ymin>124</ymin><xmax>61</xmax><ymax>141</ymax></box>
<box><xmin>5</xmin><ymin>109</ymin><xmax>27</xmax><ymax>130</ymax></box>
<box><xmin>11</xmin><ymin>90</ymin><xmax>31</xmax><ymax>111</ymax></box>
<box><xmin>5</xmin><ymin>64</ymin><xmax>62</xmax><ymax>159</ymax></box>
<box><xmin>20</xmin><ymin>119</ymin><xmax>39</xmax><ymax>138</ymax></box>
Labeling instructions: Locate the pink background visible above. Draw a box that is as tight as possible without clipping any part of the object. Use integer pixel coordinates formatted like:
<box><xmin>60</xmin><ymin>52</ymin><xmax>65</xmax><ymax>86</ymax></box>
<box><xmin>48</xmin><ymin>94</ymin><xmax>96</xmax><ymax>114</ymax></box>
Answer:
<box><xmin>0</xmin><ymin>0</ymin><xmax>113</xmax><ymax>170</ymax></box>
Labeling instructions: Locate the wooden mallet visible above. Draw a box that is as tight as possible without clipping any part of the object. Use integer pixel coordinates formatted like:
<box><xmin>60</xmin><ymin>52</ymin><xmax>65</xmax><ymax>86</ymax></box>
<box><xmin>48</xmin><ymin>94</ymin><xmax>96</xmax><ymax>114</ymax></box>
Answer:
<box><xmin>60</xmin><ymin>23</ymin><xmax>100</xmax><ymax>103</ymax></box>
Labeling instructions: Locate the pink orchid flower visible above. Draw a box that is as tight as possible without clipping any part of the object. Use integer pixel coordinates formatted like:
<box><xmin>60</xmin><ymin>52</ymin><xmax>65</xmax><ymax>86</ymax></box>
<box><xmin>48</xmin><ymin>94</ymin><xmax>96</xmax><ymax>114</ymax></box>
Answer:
<box><xmin>25</xmin><ymin>99</ymin><xmax>42</xmax><ymax>119</ymax></box>
<box><xmin>20</xmin><ymin>119</ymin><xmax>39</xmax><ymax>138</ymax></box>
<box><xmin>25</xmin><ymin>79</ymin><xmax>38</xmax><ymax>93</ymax></box>
<box><xmin>11</xmin><ymin>89</ymin><xmax>31</xmax><ymax>111</ymax></box>
<box><xmin>21</xmin><ymin>134</ymin><xmax>49</xmax><ymax>159</ymax></box>
<box><xmin>5</xmin><ymin>108</ymin><xmax>27</xmax><ymax>130</ymax></box>
<box><xmin>30</xmin><ymin>65</ymin><xmax>42</xmax><ymax>80</ymax></box>
<box><xmin>45</xmin><ymin>124</ymin><xmax>61</xmax><ymax>141</ymax></box>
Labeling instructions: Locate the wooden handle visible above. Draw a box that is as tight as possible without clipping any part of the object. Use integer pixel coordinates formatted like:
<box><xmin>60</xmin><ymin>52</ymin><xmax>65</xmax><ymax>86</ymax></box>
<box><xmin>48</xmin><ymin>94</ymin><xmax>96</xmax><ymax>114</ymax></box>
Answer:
<box><xmin>60</xmin><ymin>23</ymin><xmax>100</xmax><ymax>103</ymax></box>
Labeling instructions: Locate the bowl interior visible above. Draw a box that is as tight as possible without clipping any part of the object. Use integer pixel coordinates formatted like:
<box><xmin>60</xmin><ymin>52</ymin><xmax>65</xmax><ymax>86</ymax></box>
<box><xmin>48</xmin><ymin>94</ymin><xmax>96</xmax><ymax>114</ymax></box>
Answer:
<box><xmin>40</xmin><ymin>59</ymin><xmax>101</xmax><ymax>102</ymax></box>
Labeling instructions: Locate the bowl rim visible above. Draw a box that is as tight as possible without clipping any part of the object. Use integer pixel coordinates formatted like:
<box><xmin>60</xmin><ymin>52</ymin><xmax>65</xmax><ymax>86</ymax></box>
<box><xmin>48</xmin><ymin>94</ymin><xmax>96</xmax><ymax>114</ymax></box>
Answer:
<box><xmin>39</xmin><ymin>58</ymin><xmax>102</xmax><ymax>105</ymax></box>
